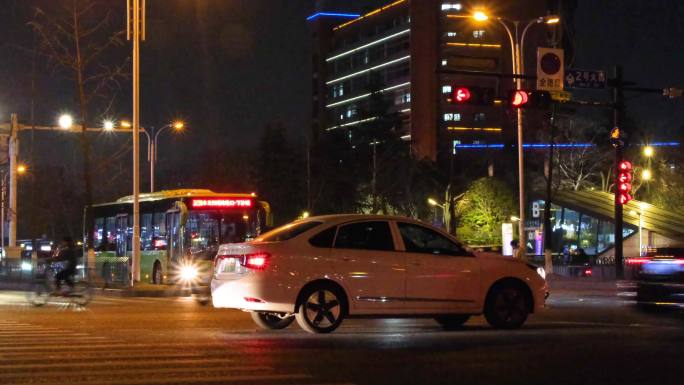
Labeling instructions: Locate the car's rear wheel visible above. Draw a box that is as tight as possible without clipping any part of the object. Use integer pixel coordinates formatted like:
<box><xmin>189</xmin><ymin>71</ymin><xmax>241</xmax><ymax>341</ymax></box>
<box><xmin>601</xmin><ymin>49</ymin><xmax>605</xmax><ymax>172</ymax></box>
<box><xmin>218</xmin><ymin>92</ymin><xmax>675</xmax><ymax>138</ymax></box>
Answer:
<box><xmin>295</xmin><ymin>284</ymin><xmax>346</xmax><ymax>334</ymax></box>
<box><xmin>250</xmin><ymin>312</ymin><xmax>294</xmax><ymax>330</ymax></box>
<box><xmin>434</xmin><ymin>314</ymin><xmax>470</xmax><ymax>330</ymax></box>
<box><xmin>484</xmin><ymin>283</ymin><xmax>530</xmax><ymax>329</ymax></box>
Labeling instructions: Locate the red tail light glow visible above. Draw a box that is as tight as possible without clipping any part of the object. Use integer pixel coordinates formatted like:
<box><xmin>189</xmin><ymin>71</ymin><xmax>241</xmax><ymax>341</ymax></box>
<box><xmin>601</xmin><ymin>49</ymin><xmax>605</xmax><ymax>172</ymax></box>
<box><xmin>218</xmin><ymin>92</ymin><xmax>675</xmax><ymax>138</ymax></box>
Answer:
<box><xmin>626</xmin><ymin>257</ymin><xmax>650</xmax><ymax>265</ymax></box>
<box><xmin>241</xmin><ymin>253</ymin><xmax>271</xmax><ymax>270</ymax></box>
<box><xmin>583</xmin><ymin>269</ymin><xmax>593</xmax><ymax>276</ymax></box>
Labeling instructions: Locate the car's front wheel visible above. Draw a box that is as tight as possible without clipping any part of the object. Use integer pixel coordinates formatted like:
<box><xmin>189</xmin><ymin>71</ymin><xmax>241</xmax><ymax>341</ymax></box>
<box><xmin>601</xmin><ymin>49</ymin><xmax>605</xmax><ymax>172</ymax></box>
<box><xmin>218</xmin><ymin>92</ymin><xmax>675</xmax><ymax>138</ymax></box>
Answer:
<box><xmin>484</xmin><ymin>283</ymin><xmax>530</xmax><ymax>329</ymax></box>
<box><xmin>295</xmin><ymin>284</ymin><xmax>346</xmax><ymax>334</ymax></box>
<box><xmin>250</xmin><ymin>312</ymin><xmax>295</xmax><ymax>330</ymax></box>
<box><xmin>434</xmin><ymin>314</ymin><xmax>470</xmax><ymax>330</ymax></box>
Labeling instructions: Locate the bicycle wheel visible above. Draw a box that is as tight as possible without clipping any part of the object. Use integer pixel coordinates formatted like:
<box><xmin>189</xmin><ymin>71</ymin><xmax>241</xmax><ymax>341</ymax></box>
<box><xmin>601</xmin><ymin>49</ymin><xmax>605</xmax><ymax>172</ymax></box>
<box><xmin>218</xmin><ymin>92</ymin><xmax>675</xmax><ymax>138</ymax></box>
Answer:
<box><xmin>27</xmin><ymin>282</ymin><xmax>51</xmax><ymax>307</ymax></box>
<box><xmin>72</xmin><ymin>281</ymin><xmax>94</xmax><ymax>306</ymax></box>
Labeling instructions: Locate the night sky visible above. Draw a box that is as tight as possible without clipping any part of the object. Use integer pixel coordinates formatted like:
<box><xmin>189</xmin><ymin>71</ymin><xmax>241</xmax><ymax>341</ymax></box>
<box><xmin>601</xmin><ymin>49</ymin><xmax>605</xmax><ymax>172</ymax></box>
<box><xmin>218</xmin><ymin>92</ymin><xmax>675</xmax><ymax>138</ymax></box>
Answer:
<box><xmin>0</xmin><ymin>0</ymin><xmax>682</xmax><ymax>179</ymax></box>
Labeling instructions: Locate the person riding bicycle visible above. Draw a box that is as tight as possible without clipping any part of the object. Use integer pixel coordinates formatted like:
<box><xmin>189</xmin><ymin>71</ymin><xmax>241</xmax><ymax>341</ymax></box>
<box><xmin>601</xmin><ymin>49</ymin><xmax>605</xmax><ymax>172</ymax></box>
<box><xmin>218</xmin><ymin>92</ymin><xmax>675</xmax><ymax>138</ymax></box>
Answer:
<box><xmin>53</xmin><ymin>236</ymin><xmax>77</xmax><ymax>294</ymax></box>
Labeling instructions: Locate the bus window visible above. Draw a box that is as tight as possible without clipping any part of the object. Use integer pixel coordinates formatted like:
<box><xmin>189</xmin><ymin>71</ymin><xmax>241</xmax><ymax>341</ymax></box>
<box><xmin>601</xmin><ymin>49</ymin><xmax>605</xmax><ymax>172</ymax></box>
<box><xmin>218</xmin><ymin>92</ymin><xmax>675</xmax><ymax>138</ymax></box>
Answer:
<box><xmin>152</xmin><ymin>212</ymin><xmax>167</xmax><ymax>250</ymax></box>
<box><xmin>93</xmin><ymin>218</ymin><xmax>104</xmax><ymax>250</ymax></box>
<box><xmin>105</xmin><ymin>217</ymin><xmax>117</xmax><ymax>251</ymax></box>
<box><xmin>141</xmin><ymin>213</ymin><xmax>153</xmax><ymax>251</ymax></box>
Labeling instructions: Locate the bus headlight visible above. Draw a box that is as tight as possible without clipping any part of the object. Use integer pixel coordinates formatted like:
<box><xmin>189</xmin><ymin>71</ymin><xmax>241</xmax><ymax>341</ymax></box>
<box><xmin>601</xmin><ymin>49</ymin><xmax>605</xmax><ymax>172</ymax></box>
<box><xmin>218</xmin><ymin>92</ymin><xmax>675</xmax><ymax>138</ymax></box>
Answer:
<box><xmin>180</xmin><ymin>265</ymin><xmax>199</xmax><ymax>282</ymax></box>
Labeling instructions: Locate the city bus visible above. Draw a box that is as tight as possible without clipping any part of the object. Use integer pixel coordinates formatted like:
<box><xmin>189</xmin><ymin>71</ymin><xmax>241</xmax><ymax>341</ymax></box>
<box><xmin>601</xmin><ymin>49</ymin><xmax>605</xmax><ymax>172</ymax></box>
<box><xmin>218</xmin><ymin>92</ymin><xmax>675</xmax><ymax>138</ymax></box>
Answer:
<box><xmin>84</xmin><ymin>189</ymin><xmax>272</xmax><ymax>285</ymax></box>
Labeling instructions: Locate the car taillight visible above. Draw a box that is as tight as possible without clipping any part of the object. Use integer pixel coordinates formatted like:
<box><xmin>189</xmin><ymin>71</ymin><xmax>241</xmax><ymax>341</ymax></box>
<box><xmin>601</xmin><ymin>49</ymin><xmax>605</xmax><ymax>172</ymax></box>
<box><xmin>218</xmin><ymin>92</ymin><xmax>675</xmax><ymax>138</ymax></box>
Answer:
<box><xmin>241</xmin><ymin>252</ymin><xmax>271</xmax><ymax>270</ymax></box>
<box><xmin>214</xmin><ymin>254</ymin><xmax>237</xmax><ymax>267</ymax></box>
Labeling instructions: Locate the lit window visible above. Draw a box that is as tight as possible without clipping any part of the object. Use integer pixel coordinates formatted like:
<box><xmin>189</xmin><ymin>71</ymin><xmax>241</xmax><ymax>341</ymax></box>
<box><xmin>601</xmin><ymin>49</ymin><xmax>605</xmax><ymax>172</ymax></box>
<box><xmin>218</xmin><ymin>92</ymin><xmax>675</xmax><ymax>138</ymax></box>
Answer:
<box><xmin>444</xmin><ymin>113</ymin><xmax>462</xmax><ymax>122</ymax></box>
<box><xmin>474</xmin><ymin>112</ymin><xmax>486</xmax><ymax>122</ymax></box>
<box><xmin>441</xmin><ymin>3</ymin><xmax>462</xmax><ymax>11</ymax></box>
<box><xmin>473</xmin><ymin>140</ymin><xmax>483</xmax><ymax>145</ymax></box>
<box><xmin>395</xmin><ymin>92</ymin><xmax>411</xmax><ymax>105</ymax></box>
<box><xmin>442</xmin><ymin>85</ymin><xmax>452</xmax><ymax>94</ymax></box>
<box><xmin>446</xmin><ymin>32</ymin><xmax>458</xmax><ymax>37</ymax></box>
<box><xmin>441</xmin><ymin>59</ymin><xmax>447</xmax><ymax>66</ymax></box>
<box><xmin>473</xmin><ymin>30</ymin><xmax>486</xmax><ymax>39</ymax></box>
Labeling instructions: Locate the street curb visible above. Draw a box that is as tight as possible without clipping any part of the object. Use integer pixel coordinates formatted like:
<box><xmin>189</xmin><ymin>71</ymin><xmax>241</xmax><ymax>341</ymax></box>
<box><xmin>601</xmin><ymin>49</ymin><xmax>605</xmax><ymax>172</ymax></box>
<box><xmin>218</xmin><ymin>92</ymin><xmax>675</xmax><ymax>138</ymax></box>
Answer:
<box><xmin>0</xmin><ymin>281</ymin><xmax>192</xmax><ymax>298</ymax></box>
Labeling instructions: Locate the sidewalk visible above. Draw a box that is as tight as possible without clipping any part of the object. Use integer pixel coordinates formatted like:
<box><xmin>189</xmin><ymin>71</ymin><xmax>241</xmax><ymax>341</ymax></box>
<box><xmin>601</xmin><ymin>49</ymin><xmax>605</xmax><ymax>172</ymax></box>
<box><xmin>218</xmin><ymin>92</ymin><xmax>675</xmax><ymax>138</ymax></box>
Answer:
<box><xmin>0</xmin><ymin>280</ymin><xmax>194</xmax><ymax>298</ymax></box>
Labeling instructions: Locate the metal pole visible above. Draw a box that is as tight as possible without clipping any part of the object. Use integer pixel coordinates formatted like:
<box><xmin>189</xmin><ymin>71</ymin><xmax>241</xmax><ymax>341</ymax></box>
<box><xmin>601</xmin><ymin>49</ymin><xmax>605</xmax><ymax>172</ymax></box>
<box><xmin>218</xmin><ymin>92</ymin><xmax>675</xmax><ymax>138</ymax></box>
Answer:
<box><xmin>1</xmin><ymin>174</ymin><xmax>5</xmax><ymax>258</ymax></box>
<box><xmin>149</xmin><ymin>136</ymin><xmax>154</xmax><ymax>193</ymax></box>
<box><xmin>9</xmin><ymin>114</ymin><xmax>18</xmax><ymax>248</ymax></box>
<box><xmin>130</xmin><ymin>0</ymin><xmax>142</xmax><ymax>284</ymax></box>
<box><xmin>513</xmin><ymin>23</ymin><xmax>527</xmax><ymax>261</ymax></box>
<box><xmin>613</xmin><ymin>65</ymin><xmax>624</xmax><ymax>280</ymax></box>
<box><xmin>543</xmin><ymin>104</ymin><xmax>556</xmax><ymax>274</ymax></box>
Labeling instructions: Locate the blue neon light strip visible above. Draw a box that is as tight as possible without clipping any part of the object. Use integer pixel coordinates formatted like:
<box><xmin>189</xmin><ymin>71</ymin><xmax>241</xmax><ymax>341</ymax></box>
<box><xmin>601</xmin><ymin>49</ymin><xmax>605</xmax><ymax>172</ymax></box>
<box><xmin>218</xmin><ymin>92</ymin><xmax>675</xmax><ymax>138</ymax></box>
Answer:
<box><xmin>453</xmin><ymin>142</ymin><xmax>681</xmax><ymax>150</ymax></box>
<box><xmin>307</xmin><ymin>12</ymin><xmax>361</xmax><ymax>21</ymax></box>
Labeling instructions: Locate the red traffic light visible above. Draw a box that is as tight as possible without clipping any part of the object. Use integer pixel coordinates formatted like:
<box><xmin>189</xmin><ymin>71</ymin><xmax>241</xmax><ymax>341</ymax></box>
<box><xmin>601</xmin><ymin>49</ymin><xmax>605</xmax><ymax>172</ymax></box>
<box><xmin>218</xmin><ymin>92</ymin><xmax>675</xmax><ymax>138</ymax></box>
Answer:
<box><xmin>511</xmin><ymin>90</ymin><xmax>529</xmax><ymax>107</ymax></box>
<box><xmin>617</xmin><ymin>159</ymin><xmax>634</xmax><ymax>205</ymax></box>
<box><xmin>453</xmin><ymin>87</ymin><xmax>471</xmax><ymax>103</ymax></box>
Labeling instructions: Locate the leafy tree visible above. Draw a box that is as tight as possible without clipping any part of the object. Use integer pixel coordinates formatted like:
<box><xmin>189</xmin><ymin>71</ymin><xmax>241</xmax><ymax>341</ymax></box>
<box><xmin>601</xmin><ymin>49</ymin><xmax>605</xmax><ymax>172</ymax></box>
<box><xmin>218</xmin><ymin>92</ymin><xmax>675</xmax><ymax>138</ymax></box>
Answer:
<box><xmin>456</xmin><ymin>177</ymin><xmax>516</xmax><ymax>246</ymax></box>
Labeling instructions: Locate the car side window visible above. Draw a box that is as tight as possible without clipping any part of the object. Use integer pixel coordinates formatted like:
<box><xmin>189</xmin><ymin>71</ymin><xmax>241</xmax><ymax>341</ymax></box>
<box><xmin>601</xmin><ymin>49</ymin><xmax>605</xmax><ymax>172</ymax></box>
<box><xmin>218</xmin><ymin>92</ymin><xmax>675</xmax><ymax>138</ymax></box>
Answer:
<box><xmin>309</xmin><ymin>226</ymin><xmax>337</xmax><ymax>248</ymax></box>
<box><xmin>397</xmin><ymin>222</ymin><xmax>468</xmax><ymax>256</ymax></box>
<box><xmin>334</xmin><ymin>221</ymin><xmax>394</xmax><ymax>251</ymax></box>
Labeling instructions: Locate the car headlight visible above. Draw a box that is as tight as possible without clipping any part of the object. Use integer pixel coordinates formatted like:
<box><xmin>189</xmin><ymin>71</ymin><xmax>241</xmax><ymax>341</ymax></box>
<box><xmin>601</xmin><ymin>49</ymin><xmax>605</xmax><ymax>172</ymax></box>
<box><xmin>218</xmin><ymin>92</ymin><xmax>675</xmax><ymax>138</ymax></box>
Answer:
<box><xmin>180</xmin><ymin>265</ymin><xmax>199</xmax><ymax>281</ymax></box>
<box><xmin>536</xmin><ymin>267</ymin><xmax>546</xmax><ymax>280</ymax></box>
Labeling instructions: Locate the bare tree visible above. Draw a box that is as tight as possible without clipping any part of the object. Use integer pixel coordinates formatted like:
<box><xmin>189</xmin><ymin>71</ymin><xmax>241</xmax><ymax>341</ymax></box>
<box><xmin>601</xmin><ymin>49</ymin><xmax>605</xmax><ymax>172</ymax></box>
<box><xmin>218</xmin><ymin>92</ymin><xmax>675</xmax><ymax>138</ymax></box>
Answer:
<box><xmin>28</xmin><ymin>0</ymin><xmax>128</xmax><ymax>244</ymax></box>
<box><xmin>554</xmin><ymin>117</ymin><xmax>610</xmax><ymax>191</ymax></box>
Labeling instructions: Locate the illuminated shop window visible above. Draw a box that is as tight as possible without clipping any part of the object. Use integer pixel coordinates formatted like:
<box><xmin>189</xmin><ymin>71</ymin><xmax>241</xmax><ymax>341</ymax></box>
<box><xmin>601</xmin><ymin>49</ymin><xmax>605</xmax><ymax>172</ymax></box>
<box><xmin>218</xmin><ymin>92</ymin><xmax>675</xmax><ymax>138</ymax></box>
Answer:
<box><xmin>441</xmin><ymin>3</ymin><xmax>462</xmax><ymax>11</ymax></box>
<box><xmin>473</xmin><ymin>30</ymin><xmax>486</xmax><ymax>39</ymax></box>
<box><xmin>444</xmin><ymin>113</ymin><xmax>461</xmax><ymax>122</ymax></box>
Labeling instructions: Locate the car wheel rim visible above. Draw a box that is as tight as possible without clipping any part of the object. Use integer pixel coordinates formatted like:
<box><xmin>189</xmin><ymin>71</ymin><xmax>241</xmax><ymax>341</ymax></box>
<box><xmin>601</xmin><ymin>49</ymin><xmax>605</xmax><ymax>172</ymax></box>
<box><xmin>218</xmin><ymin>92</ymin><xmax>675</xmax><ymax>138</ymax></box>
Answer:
<box><xmin>263</xmin><ymin>314</ymin><xmax>282</xmax><ymax>324</ymax></box>
<box><xmin>305</xmin><ymin>290</ymin><xmax>340</xmax><ymax>328</ymax></box>
<box><xmin>494</xmin><ymin>288</ymin><xmax>525</xmax><ymax>324</ymax></box>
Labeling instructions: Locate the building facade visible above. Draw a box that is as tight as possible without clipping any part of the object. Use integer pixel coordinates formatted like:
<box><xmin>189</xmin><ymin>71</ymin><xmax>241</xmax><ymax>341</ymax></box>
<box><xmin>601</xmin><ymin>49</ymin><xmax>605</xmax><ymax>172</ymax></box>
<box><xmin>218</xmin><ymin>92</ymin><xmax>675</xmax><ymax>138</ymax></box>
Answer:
<box><xmin>309</xmin><ymin>0</ymin><xmax>549</xmax><ymax>165</ymax></box>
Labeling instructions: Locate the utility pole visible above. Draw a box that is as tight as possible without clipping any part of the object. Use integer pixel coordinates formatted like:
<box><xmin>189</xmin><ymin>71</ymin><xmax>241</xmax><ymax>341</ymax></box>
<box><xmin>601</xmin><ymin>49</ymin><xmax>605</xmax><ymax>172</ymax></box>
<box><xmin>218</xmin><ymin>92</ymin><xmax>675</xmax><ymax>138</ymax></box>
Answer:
<box><xmin>9</xmin><ymin>114</ymin><xmax>19</xmax><ymax>248</ymax></box>
<box><xmin>612</xmin><ymin>65</ymin><xmax>625</xmax><ymax>280</ymax></box>
<box><xmin>127</xmin><ymin>0</ymin><xmax>145</xmax><ymax>284</ymax></box>
<box><xmin>543</xmin><ymin>104</ymin><xmax>556</xmax><ymax>275</ymax></box>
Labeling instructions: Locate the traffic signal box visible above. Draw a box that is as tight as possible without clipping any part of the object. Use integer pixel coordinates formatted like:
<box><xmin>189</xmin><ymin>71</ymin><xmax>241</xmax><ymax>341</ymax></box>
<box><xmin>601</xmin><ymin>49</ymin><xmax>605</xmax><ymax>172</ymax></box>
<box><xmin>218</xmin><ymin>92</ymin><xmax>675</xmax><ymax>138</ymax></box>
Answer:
<box><xmin>617</xmin><ymin>160</ymin><xmax>633</xmax><ymax>205</ymax></box>
<box><xmin>447</xmin><ymin>86</ymin><xmax>495</xmax><ymax>106</ymax></box>
<box><xmin>508</xmin><ymin>90</ymin><xmax>552</xmax><ymax>109</ymax></box>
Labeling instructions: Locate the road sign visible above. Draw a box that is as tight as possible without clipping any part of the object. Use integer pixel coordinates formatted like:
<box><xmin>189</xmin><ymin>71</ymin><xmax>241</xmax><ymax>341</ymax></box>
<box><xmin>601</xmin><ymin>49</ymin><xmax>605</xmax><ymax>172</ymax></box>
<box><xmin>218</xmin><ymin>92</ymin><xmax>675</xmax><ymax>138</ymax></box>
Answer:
<box><xmin>537</xmin><ymin>48</ymin><xmax>564</xmax><ymax>92</ymax></box>
<box><xmin>549</xmin><ymin>90</ymin><xmax>571</xmax><ymax>102</ymax></box>
<box><xmin>564</xmin><ymin>69</ymin><xmax>607</xmax><ymax>89</ymax></box>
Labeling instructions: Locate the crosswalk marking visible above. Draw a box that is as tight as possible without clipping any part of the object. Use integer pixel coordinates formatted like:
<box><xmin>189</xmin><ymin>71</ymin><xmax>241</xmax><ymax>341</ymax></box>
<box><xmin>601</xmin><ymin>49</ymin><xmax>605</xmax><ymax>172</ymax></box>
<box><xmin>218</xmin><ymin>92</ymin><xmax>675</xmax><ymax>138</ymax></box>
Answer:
<box><xmin>0</xmin><ymin>321</ymin><xmax>324</xmax><ymax>385</ymax></box>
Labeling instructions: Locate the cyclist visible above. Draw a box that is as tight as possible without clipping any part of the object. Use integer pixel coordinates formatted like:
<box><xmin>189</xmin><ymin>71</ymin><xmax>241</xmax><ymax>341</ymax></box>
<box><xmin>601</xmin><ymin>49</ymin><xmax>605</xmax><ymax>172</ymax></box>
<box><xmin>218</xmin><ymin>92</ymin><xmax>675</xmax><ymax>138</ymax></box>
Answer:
<box><xmin>53</xmin><ymin>236</ymin><xmax>77</xmax><ymax>294</ymax></box>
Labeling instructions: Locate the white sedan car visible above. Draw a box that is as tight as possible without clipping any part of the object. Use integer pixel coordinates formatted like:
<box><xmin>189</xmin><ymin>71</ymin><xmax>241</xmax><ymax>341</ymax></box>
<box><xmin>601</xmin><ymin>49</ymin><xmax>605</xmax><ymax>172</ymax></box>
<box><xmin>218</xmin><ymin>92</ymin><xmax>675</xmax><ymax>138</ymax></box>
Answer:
<box><xmin>211</xmin><ymin>215</ymin><xmax>547</xmax><ymax>333</ymax></box>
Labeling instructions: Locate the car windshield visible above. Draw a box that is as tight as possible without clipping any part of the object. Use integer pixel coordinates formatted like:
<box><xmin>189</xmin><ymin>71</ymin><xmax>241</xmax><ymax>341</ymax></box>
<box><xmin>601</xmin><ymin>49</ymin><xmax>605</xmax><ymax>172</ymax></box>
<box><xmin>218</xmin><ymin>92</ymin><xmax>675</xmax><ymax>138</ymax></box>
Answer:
<box><xmin>256</xmin><ymin>221</ymin><xmax>322</xmax><ymax>242</ymax></box>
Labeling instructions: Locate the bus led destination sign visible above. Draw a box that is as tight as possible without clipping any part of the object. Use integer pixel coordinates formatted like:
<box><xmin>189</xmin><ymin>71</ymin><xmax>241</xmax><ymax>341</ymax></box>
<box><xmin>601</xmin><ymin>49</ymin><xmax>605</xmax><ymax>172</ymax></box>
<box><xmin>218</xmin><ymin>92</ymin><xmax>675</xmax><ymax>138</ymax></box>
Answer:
<box><xmin>190</xmin><ymin>198</ymin><xmax>253</xmax><ymax>209</ymax></box>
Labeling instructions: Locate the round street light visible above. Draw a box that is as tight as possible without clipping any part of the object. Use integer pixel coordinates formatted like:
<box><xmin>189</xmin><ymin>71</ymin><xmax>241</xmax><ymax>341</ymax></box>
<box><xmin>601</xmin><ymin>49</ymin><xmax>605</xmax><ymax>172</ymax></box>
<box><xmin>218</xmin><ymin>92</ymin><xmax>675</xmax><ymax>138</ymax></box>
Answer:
<box><xmin>642</xmin><ymin>169</ymin><xmax>652</xmax><ymax>181</ymax></box>
<box><xmin>643</xmin><ymin>146</ymin><xmax>654</xmax><ymax>157</ymax></box>
<box><xmin>17</xmin><ymin>164</ymin><xmax>27</xmax><ymax>174</ymax></box>
<box><xmin>473</xmin><ymin>11</ymin><xmax>489</xmax><ymax>21</ymax></box>
<box><xmin>544</xmin><ymin>15</ymin><xmax>561</xmax><ymax>24</ymax></box>
<box><xmin>172</xmin><ymin>121</ymin><xmax>185</xmax><ymax>130</ymax></box>
<box><xmin>103</xmin><ymin>120</ymin><xmax>115</xmax><ymax>131</ymax></box>
<box><xmin>427</xmin><ymin>198</ymin><xmax>440</xmax><ymax>207</ymax></box>
<box><xmin>58</xmin><ymin>114</ymin><xmax>73</xmax><ymax>129</ymax></box>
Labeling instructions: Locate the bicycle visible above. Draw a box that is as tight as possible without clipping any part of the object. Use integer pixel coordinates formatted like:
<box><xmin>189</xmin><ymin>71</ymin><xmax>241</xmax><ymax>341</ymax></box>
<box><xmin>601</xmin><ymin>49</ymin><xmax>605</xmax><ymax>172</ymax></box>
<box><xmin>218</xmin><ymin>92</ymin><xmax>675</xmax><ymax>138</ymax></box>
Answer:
<box><xmin>26</xmin><ymin>261</ymin><xmax>94</xmax><ymax>307</ymax></box>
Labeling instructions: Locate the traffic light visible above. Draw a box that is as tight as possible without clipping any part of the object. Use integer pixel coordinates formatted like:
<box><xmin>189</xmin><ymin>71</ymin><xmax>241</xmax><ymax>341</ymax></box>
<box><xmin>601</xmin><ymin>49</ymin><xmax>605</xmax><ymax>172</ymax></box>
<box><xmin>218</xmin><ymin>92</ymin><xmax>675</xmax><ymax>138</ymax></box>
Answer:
<box><xmin>447</xmin><ymin>86</ymin><xmax>495</xmax><ymax>106</ymax></box>
<box><xmin>617</xmin><ymin>160</ymin><xmax>633</xmax><ymax>205</ymax></box>
<box><xmin>508</xmin><ymin>90</ymin><xmax>552</xmax><ymax>109</ymax></box>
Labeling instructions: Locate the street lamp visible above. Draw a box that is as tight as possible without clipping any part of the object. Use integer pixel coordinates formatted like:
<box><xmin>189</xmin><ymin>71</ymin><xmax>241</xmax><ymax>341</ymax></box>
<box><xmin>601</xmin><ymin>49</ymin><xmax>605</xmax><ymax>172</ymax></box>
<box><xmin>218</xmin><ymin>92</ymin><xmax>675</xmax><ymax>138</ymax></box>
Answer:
<box><xmin>473</xmin><ymin>11</ymin><xmax>560</xmax><ymax>261</ymax></box>
<box><xmin>58</xmin><ymin>114</ymin><xmax>73</xmax><ymax>130</ymax></box>
<box><xmin>141</xmin><ymin>121</ymin><xmax>185</xmax><ymax>193</ymax></box>
<box><xmin>630</xmin><ymin>202</ymin><xmax>648</xmax><ymax>256</ymax></box>
<box><xmin>643</xmin><ymin>146</ymin><xmax>654</xmax><ymax>158</ymax></box>
<box><xmin>641</xmin><ymin>169</ymin><xmax>652</xmax><ymax>181</ymax></box>
<box><xmin>103</xmin><ymin>120</ymin><xmax>115</xmax><ymax>131</ymax></box>
<box><xmin>428</xmin><ymin>198</ymin><xmax>446</xmax><ymax>228</ymax></box>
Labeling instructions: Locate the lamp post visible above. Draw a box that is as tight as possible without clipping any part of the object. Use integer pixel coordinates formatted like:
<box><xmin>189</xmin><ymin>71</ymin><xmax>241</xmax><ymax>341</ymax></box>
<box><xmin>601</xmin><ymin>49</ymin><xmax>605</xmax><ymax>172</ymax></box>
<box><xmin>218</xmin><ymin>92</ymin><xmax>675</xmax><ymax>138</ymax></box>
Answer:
<box><xmin>428</xmin><ymin>198</ymin><xmax>446</xmax><ymax>228</ymax></box>
<box><xmin>121</xmin><ymin>120</ymin><xmax>184</xmax><ymax>193</ymax></box>
<box><xmin>473</xmin><ymin>11</ymin><xmax>559</xmax><ymax>261</ymax></box>
<box><xmin>1</xmin><ymin>165</ymin><xmax>26</xmax><ymax>258</ymax></box>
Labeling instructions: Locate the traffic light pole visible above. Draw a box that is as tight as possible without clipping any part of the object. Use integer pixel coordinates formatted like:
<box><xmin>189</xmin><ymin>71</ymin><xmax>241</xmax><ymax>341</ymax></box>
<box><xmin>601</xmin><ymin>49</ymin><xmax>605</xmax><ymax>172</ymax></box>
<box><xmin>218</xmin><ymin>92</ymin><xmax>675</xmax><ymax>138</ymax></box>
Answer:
<box><xmin>613</xmin><ymin>65</ymin><xmax>625</xmax><ymax>280</ymax></box>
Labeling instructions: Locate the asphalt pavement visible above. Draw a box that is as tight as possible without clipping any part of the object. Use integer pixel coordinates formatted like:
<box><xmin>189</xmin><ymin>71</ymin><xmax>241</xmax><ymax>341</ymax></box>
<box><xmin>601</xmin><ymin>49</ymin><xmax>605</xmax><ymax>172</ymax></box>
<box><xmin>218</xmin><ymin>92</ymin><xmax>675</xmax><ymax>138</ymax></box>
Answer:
<box><xmin>0</xmin><ymin>288</ymin><xmax>682</xmax><ymax>385</ymax></box>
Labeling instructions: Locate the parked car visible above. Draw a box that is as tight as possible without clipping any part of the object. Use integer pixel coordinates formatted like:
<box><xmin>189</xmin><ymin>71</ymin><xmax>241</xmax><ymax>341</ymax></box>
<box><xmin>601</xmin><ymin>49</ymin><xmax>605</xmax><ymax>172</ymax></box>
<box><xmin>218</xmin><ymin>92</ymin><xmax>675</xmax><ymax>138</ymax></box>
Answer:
<box><xmin>211</xmin><ymin>215</ymin><xmax>548</xmax><ymax>333</ymax></box>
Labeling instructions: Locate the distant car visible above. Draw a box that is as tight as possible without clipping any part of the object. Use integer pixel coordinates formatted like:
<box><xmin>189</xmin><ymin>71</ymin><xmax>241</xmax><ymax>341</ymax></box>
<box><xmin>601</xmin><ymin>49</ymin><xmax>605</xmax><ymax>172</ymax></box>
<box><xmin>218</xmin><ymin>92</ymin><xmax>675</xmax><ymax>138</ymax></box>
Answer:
<box><xmin>635</xmin><ymin>248</ymin><xmax>684</xmax><ymax>309</ymax></box>
<box><xmin>211</xmin><ymin>215</ymin><xmax>548</xmax><ymax>333</ymax></box>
